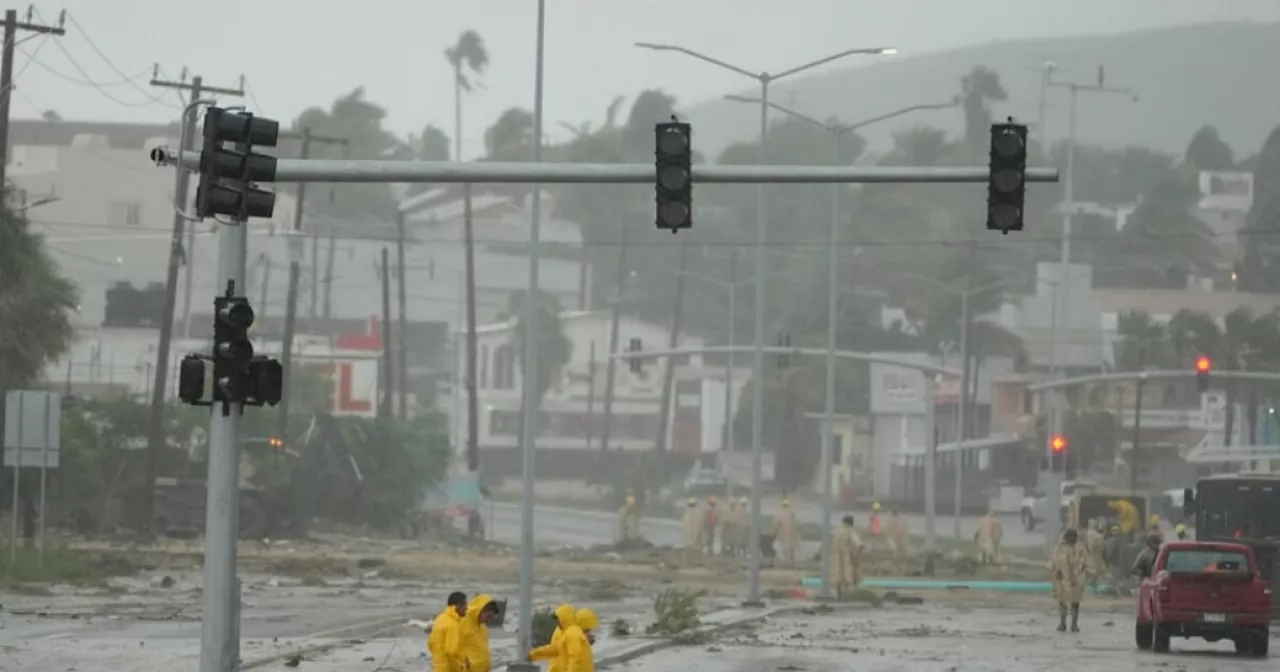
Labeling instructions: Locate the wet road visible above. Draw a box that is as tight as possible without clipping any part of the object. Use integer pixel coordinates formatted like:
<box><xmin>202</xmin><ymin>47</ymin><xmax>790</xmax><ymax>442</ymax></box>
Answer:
<box><xmin>618</xmin><ymin>604</ymin><xmax>1274</xmax><ymax>672</ymax></box>
<box><xmin>487</xmin><ymin>501</ymin><xmax>1044</xmax><ymax>550</ymax></box>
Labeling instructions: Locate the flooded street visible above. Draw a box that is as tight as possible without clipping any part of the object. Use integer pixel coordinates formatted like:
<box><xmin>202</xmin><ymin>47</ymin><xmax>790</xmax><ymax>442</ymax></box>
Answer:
<box><xmin>618</xmin><ymin>605</ymin><xmax>1275</xmax><ymax>672</ymax></box>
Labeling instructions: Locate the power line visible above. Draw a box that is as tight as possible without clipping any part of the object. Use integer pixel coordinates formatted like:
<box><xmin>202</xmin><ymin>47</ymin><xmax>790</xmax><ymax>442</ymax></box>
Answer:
<box><xmin>58</xmin><ymin>10</ymin><xmax>177</xmax><ymax>109</ymax></box>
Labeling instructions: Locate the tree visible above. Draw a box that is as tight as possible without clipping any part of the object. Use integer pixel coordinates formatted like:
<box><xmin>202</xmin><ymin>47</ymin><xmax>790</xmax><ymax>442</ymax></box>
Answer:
<box><xmin>292</xmin><ymin>88</ymin><xmax>401</xmax><ymax>227</ymax></box>
<box><xmin>0</xmin><ymin>193</ymin><xmax>77</xmax><ymax>390</ymax></box>
<box><xmin>1184</xmin><ymin>125</ymin><xmax>1236</xmax><ymax>173</ymax></box>
<box><xmin>505</xmin><ymin>289</ymin><xmax>572</xmax><ymax>404</ymax></box>
<box><xmin>958</xmin><ymin>66</ymin><xmax>1007</xmax><ymax>158</ymax></box>
<box><xmin>1240</xmin><ymin>125</ymin><xmax>1280</xmax><ymax>291</ymax></box>
<box><xmin>1116</xmin><ymin>176</ymin><xmax>1218</xmax><ymax>281</ymax></box>
<box><xmin>416</xmin><ymin>124</ymin><xmax>451</xmax><ymax>161</ymax></box>
<box><xmin>1114</xmin><ymin>310</ymin><xmax>1170</xmax><ymax>371</ymax></box>
<box><xmin>484</xmin><ymin>107</ymin><xmax>535</xmax><ymax>160</ymax></box>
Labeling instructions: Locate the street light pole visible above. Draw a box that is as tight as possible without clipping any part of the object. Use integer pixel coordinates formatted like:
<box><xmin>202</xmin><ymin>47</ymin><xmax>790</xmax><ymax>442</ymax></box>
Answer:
<box><xmin>515</xmin><ymin>0</ymin><xmax>546</xmax><ymax>659</ymax></box>
<box><xmin>636</xmin><ymin>41</ymin><xmax>896</xmax><ymax>606</ymax></box>
<box><xmin>720</xmin><ymin>95</ymin><xmax>956</xmax><ymax>595</ymax></box>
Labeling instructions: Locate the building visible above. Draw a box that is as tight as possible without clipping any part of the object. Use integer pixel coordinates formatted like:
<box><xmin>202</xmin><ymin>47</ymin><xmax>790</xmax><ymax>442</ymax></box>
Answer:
<box><xmin>453</xmin><ymin>310</ymin><xmax>745</xmax><ymax>481</ymax></box>
<box><xmin>1195</xmin><ymin>170</ymin><xmax>1253</xmax><ymax>263</ymax></box>
<box><xmin>11</xmin><ymin>119</ymin><xmax>592</xmax><ymax>399</ymax></box>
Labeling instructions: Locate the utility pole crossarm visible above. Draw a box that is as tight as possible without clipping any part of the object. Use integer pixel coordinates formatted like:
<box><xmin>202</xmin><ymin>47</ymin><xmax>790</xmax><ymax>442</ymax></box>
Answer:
<box><xmin>13</xmin><ymin>20</ymin><xmax>64</xmax><ymax>35</ymax></box>
<box><xmin>149</xmin><ymin>78</ymin><xmax>244</xmax><ymax>97</ymax></box>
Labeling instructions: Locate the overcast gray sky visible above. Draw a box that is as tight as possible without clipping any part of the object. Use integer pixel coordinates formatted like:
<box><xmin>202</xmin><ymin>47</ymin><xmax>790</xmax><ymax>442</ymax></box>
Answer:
<box><xmin>15</xmin><ymin>0</ymin><xmax>1280</xmax><ymax>158</ymax></box>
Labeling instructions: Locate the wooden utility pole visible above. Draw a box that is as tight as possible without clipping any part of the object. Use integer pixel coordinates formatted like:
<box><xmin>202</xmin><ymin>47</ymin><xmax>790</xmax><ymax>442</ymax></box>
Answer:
<box><xmin>277</xmin><ymin>128</ymin><xmax>346</xmax><ymax>445</ymax></box>
<box><xmin>395</xmin><ymin>211</ymin><xmax>410</xmax><ymax>420</ymax></box>
<box><xmin>141</xmin><ymin>69</ymin><xmax>243</xmax><ymax>530</ymax></box>
<box><xmin>463</xmin><ymin>190</ymin><xmax>480</xmax><ymax>470</ymax></box>
<box><xmin>379</xmin><ymin>247</ymin><xmax>393</xmax><ymax>419</ymax></box>
<box><xmin>598</xmin><ymin>223</ymin><xmax>631</xmax><ymax>454</ymax></box>
<box><xmin>654</xmin><ymin>240</ymin><xmax>690</xmax><ymax>455</ymax></box>
<box><xmin>0</xmin><ymin>9</ymin><xmax>63</xmax><ymax>188</ymax></box>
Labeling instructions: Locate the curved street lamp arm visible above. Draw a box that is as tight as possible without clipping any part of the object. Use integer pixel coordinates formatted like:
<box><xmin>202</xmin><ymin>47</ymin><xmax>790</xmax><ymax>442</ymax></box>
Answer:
<box><xmin>633</xmin><ymin>42</ymin><xmax>759</xmax><ymax>80</ymax></box>
<box><xmin>772</xmin><ymin>47</ymin><xmax>897</xmax><ymax>81</ymax></box>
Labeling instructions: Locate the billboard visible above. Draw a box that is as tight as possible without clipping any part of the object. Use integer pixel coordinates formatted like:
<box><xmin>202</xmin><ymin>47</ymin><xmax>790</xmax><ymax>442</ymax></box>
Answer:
<box><xmin>299</xmin><ymin>357</ymin><xmax>380</xmax><ymax>417</ymax></box>
<box><xmin>868</xmin><ymin>352</ymin><xmax>931</xmax><ymax>415</ymax></box>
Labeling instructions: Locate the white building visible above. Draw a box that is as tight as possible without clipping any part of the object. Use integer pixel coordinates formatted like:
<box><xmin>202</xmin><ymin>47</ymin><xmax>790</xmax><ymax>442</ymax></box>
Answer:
<box><xmin>451</xmin><ymin>310</ymin><xmax>748</xmax><ymax>480</ymax></box>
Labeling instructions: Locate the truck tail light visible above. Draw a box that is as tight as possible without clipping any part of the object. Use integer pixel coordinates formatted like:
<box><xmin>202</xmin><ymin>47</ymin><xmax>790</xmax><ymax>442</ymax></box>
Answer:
<box><xmin>1264</xmin><ymin>587</ymin><xmax>1272</xmax><ymax>597</ymax></box>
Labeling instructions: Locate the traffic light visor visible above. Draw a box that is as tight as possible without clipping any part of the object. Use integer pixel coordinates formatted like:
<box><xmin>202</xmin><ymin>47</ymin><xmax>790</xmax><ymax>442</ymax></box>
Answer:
<box><xmin>1196</xmin><ymin>356</ymin><xmax>1211</xmax><ymax>372</ymax></box>
<box><xmin>989</xmin><ymin>203</ymin><xmax>1022</xmax><ymax>230</ymax></box>
<box><xmin>218</xmin><ymin>302</ymin><xmax>255</xmax><ymax>329</ymax></box>
<box><xmin>658</xmin><ymin>127</ymin><xmax>690</xmax><ymax>155</ymax></box>
<box><xmin>1051</xmin><ymin>435</ymin><xmax>1067</xmax><ymax>452</ymax></box>
<box><xmin>992</xmin><ymin>129</ymin><xmax>1024</xmax><ymax>158</ymax></box>
<box><xmin>658</xmin><ymin>165</ymin><xmax>690</xmax><ymax>191</ymax></box>
<box><xmin>658</xmin><ymin>201</ymin><xmax>691</xmax><ymax>228</ymax></box>
<box><xmin>992</xmin><ymin>169</ymin><xmax>1024</xmax><ymax>193</ymax></box>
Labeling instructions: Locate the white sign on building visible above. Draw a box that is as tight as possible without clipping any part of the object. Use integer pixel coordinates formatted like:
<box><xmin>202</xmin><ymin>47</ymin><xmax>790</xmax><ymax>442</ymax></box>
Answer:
<box><xmin>868</xmin><ymin>352</ymin><xmax>931</xmax><ymax>415</ymax></box>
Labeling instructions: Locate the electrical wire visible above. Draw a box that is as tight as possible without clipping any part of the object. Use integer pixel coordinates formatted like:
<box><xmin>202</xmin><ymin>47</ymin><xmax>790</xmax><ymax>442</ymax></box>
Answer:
<box><xmin>27</xmin><ymin>8</ymin><xmax>176</xmax><ymax>109</ymax></box>
<box><xmin>17</xmin><ymin>51</ymin><xmax>149</xmax><ymax>88</ymax></box>
<box><xmin>24</xmin><ymin>214</ymin><xmax>1278</xmax><ymax>250</ymax></box>
<box><xmin>59</xmin><ymin>10</ymin><xmax>179</xmax><ymax>109</ymax></box>
<box><xmin>242</xmin><ymin>77</ymin><xmax>265</xmax><ymax>112</ymax></box>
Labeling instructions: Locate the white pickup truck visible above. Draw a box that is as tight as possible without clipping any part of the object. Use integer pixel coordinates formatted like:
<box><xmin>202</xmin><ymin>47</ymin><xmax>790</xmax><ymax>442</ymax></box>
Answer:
<box><xmin>1020</xmin><ymin>479</ymin><xmax>1098</xmax><ymax>531</ymax></box>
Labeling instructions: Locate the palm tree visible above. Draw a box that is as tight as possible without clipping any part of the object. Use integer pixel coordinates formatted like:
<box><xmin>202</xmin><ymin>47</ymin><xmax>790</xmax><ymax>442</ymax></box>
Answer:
<box><xmin>505</xmin><ymin>290</ymin><xmax>573</xmax><ymax>404</ymax></box>
<box><xmin>445</xmin><ymin>29</ymin><xmax>488</xmax><ymax>474</ymax></box>
<box><xmin>958</xmin><ymin>66</ymin><xmax>1007</xmax><ymax>157</ymax></box>
<box><xmin>1114</xmin><ymin>310</ymin><xmax>1171</xmax><ymax>372</ymax></box>
<box><xmin>484</xmin><ymin>107</ymin><xmax>535</xmax><ymax>159</ymax></box>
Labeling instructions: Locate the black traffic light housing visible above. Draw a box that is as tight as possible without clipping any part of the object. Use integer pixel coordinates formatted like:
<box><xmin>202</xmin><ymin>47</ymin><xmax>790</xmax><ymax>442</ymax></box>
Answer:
<box><xmin>1195</xmin><ymin>356</ymin><xmax>1211</xmax><ymax>393</ymax></box>
<box><xmin>177</xmin><ymin>354</ymin><xmax>211</xmax><ymax>406</ymax></box>
<box><xmin>196</xmin><ymin>106</ymin><xmax>280</xmax><ymax>220</ymax></box>
<box><xmin>654</xmin><ymin>120</ymin><xmax>692</xmax><ymax>232</ymax></box>
<box><xmin>212</xmin><ymin>287</ymin><xmax>256</xmax><ymax>413</ymax></box>
<box><xmin>986</xmin><ymin>120</ymin><xmax>1028</xmax><ymax>234</ymax></box>
<box><xmin>628</xmin><ymin>338</ymin><xmax>643</xmax><ymax>374</ymax></box>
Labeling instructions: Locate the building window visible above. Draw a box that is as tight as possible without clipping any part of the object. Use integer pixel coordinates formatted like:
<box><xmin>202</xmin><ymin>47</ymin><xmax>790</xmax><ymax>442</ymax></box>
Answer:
<box><xmin>109</xmin><ymin>201</ymin><xmax>142</xmax><ymax>227</ymax></box>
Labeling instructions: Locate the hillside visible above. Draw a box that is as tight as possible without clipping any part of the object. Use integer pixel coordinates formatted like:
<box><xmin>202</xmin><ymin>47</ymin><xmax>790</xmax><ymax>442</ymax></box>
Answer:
<box><xmin>684</xmin><ymin>21</ymin><xmax>1280</xmax><ymax>160</ymax></box>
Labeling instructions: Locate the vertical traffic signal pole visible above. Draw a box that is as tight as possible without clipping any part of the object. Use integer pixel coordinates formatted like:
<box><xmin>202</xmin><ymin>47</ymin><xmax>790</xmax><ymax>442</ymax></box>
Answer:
<box><xmin>145</xmin><ymin>73</ymin><xmax>243</xmax><ymax>533</ymax></box>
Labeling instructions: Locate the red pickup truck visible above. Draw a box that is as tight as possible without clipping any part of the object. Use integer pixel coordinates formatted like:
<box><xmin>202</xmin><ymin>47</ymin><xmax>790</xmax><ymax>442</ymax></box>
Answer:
<box><xmin>1136</xmin><ymin>541</ymin><xmax>1272</xmax><ymax>657</ymax></box>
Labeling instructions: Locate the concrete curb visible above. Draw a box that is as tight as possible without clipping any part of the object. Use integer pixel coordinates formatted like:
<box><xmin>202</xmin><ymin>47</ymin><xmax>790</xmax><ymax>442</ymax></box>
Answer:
<box><xmin>239</xmin><ymin>613</ymin><xmax>422</xmax><ymax>670</ymax></box>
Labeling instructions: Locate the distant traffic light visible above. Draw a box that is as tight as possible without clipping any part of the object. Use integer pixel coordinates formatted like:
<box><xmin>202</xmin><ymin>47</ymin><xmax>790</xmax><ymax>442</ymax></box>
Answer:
<box><xmin>628</xmin><ymin>337</ymin><xmax>643</xmax><ymax>374</ymax></box>
<box><xmin>1050</xmin><ymin>434</ymin><xmax>1068</xmax><ymax>472</ymax></box>
<box><xmin>654</xmin><ymin>120</ymin><xmax>692</xmax><ymax>231</ymax></box>
<box><xmin>986</xmin><ymin>120</ymin><xmax>1028</xmax><ymax>234</ymax></box>
<box><xmin>1196</xmin><ymin>356</ymin><xmax>1211</xmax><ymax>393</ymax></box>
<box><xmin>196</xmin><ymin>106</ymin><xmax>280</xmax><ymax>220</ymax></box>
<box><xmin>268</xmin><ymin>437</ymin><xmax>284</xmax><ymax>450</ymax></box>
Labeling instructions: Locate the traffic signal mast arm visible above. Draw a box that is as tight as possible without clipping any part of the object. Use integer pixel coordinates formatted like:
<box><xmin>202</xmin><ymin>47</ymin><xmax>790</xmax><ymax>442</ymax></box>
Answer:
<box><xmin>158</xmin><ymin>149</ymin><xmax>1059</xmax><ymax>185</ymax></box>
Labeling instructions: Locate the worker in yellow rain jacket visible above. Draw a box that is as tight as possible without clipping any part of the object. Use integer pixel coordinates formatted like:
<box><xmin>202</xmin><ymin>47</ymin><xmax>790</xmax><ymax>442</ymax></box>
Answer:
<box><xmin>458</xmin><ymin>594</ymin><xmax>500</xmax><ymax>672</ymax></box>
<box><xmin>566</xmin><ymin>608</ymin><xmax>597</xmax><ymax>672</ymax></box>
<box><xmin>528</xmin><ymin>603</ymin><xmax>575</xmax><ymax>672</ymax></box>
<box><xmin>616</xmin><ymin>495</ymin><xmax>641</xmax><ymax>548</ymax></box>
<box><xmin>868</xmin><ymin>502</ymin><xmax>882</xmax><ymax>544</ymax></box>
<box><xmin>773</xmin><ymin>498</ymin><xmax>800</xmax><ymax>562</ymax></box>
<box><xmin>721</xmin><ymin>498</ymin><xmax>740</xmax><ymax>555</ymax></box>
<box><xmin>974</xmin><ymin>510</ymin><xmax>1002</xmax><ymax>565</ymax></box>
<box><xmin>682</xmin><ymin>498</ymin><xmax>702</xmax><ymax>552</ymax></box>
<box><xmin>831</xmin><ymin>514</ymin><xmax>863</xmax><ymax>597</ymax></box>
<box><xmin>428</xmin><ymin>592</ymin><xmax>467</xmax><ymax>672</ymax></box>
<box><xmin>1048</xmin><ymin>529</ymin><xmax>1089</xmax><ymax>632</ymax></box>
<box><xmin>1084</xmin><ymin>519</ymin><xmax>1106</xmax><ymax>588</ymax></box>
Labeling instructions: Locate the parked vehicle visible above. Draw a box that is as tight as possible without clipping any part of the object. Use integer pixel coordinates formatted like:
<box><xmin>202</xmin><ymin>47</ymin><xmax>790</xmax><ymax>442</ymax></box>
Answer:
<box><xmin>682</xmin><ymin>466</ymin><xmax>730</xmax><ymax>498</ymax></box>
<box><xmin>1135</xmin><ymin>540</ymin><xmax>1271</xmax><ymax>656</ymax></box>
<box><xmin>1021</xmin><ymin>479</ymin><xmax>1097</xmax><ymax>531</ymax></box>
<box><xmin>1068</xmin><ymin>490</ymin><xmax>1145</xmax><ymax>534</ymax></box>
<box><xmin>1183</xmin><ymin>472</ymin><xmax>1280</xmax><ymax>618</ymax></box>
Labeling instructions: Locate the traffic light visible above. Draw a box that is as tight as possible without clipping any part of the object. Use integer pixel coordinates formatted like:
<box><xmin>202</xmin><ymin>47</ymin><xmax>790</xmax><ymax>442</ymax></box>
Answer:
<box><xmin>247</xmin><ymin>356</ymin><xmax>284</xmax><ymax>407</ymax></box>
<box><xmin>777</xmin><ymin>331</ymin><xmax>792</xmax><ymax>367</ymax></box>
<box><xmin>628</xmin><ymin>338</ymin><xmax>643</xmax><ymax>374</ymax></box>
<box><xmin>212</xmin><ymin>289</ymin><xmax>256</xmax><ymax>410</ymax></box>
<box><xmin>177</xmin><ymin>354</ymin><xmax>211</xmax><ymax>406</ymax></box>
<box><xmin>195</xmin><ymin>106</ymin><xmax>280</xmax><ymax>220</ymax></box>
<box><xmin>1196</xmin><ymin>356</ymin><xmax>1211</xmax><ymax>392</ymax></box>
<box><xmin>1049</xmin><ymin>434</ymin><xmax>1068</xmax><ymax>472</ymax></box>
<box><xmin>268</xmin><ymin>437</ymin><xmax>284</xmax><ymax>450</ymax></box>
<box><xmin>986</xmin><ymin>120</ymin><xmax>1028</xmax><ymax>234</ymax></box>
<box><xmin>654</xmin><ymin>120</ymin><xmax>692</xmax><ymax>231</ymax></box>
